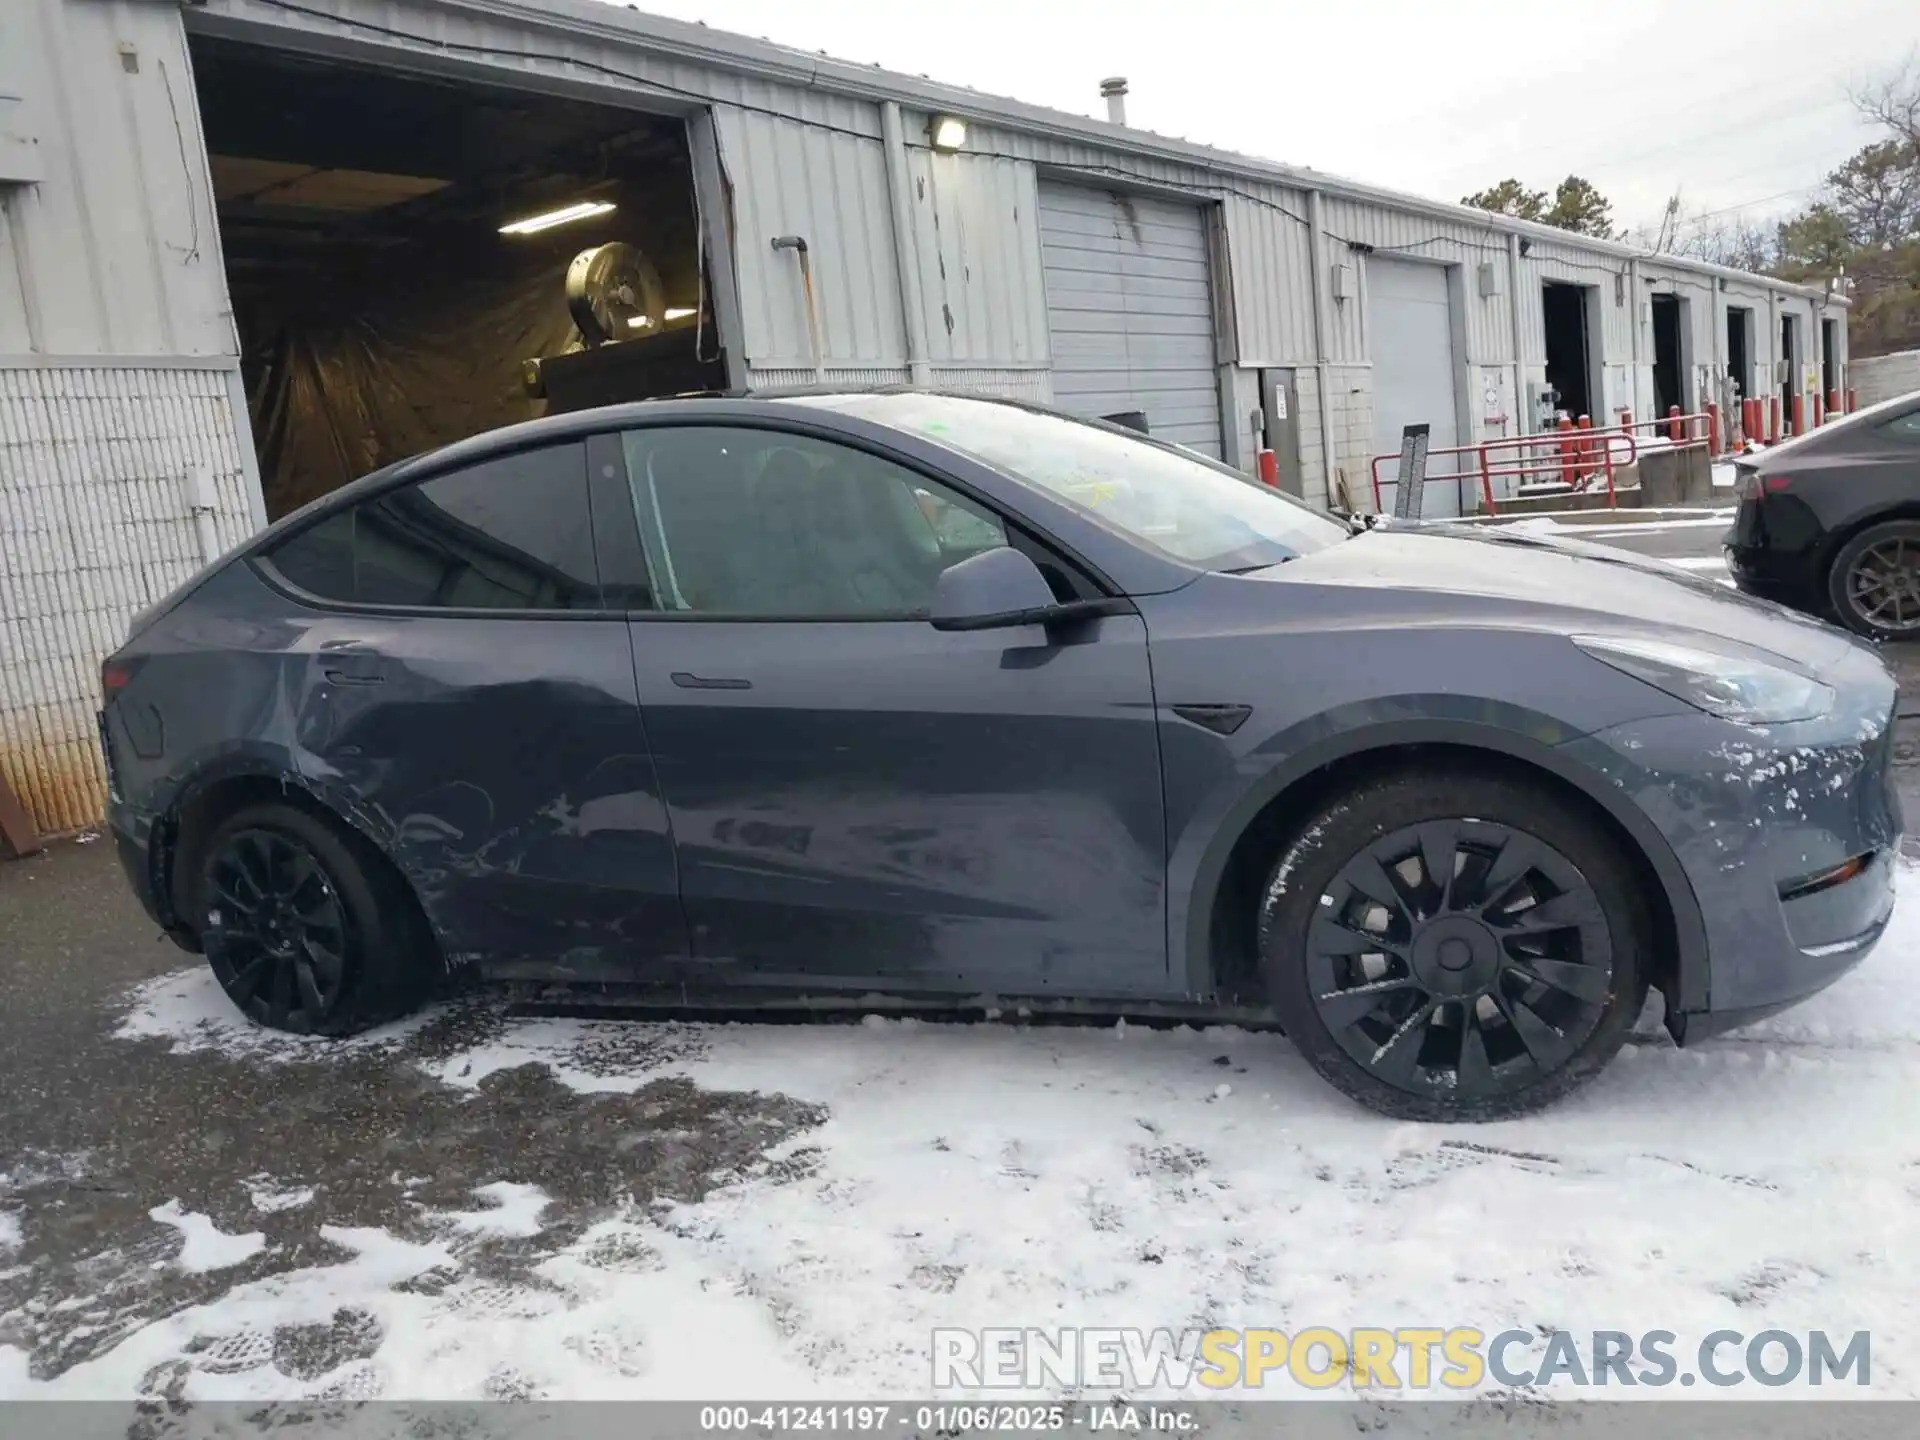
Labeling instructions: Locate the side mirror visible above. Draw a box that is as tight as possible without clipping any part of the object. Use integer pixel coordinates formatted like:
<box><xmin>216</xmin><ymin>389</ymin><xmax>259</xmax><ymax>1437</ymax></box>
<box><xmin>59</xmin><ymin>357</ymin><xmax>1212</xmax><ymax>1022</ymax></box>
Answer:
<box><xmin>929</xmin><ymin>547</ymin><xmax>1126</xmax><ymax>632</ymax></box>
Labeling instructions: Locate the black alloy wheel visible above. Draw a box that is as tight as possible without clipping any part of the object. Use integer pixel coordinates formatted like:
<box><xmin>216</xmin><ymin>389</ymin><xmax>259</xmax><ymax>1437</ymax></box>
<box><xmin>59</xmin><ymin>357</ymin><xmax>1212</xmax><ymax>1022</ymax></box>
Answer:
<box><xmin>1306</xmin><ymin>819</ymin><xmax>1612</xmax><ymax>1097</ymax></box>
<box><xmin>1830</xmin><ymin>520</ymin><xmax>1920</xmax><ymax>640</ymax></box>
<box><xmin>1260</xmin><ymin>771</ymin><xmax>1645</xmax><ymax>1121</ymax></box>
<box><xmin>203</xmin><ymin>826</ymin><xmax>350</xmax><ymax>1032</ymax></box>
<box><xmin>193</xmin><ymin>801</ymin><xmax>434</xmax><ymax>1035</ymax></box>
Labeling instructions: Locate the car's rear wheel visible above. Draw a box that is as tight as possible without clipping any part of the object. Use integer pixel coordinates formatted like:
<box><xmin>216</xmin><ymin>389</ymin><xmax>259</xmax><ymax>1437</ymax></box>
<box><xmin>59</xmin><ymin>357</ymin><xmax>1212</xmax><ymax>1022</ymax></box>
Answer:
<box><xmin>193</xmin><ymin>802</ymin><xmax>432</xmax><ymax>1035</ymax></box>
<box><xmin>1827</xmin><ymin>519</ymin><xmax>1920</xmax><ymax>641</ymax></box>
<box><xmin>1257</xmin><ymin>769</ymin><xmax>1647</xmax><ymax>1121</ymax></box>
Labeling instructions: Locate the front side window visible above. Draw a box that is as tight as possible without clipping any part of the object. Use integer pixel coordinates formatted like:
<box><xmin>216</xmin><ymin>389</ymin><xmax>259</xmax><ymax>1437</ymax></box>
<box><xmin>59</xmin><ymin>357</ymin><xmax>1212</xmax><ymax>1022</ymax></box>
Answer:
<box><xmin>1880</xmin><ymin>409</ymin><xmax>1920</xmax><ymax>446</ymax></box>
<box><xmin>783</xmin><ymin>392</ymin><xmax>1349</xmax><ymax>572</ymax></box>
<box><xmin>262</xmin><ymin>443</ymin><xmax>601</xmax><ymax>611</ymax></box>
<box><xmin>620</xmin><ymin>427</ymin><xmax>1007</xmax><ymax>617</ymax></box>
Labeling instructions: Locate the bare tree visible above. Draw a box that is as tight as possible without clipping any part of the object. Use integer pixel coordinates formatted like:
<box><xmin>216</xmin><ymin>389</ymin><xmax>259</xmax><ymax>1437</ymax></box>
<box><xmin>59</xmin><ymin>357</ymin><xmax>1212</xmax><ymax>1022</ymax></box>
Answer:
<box><xmin>1673</xmin><ymin>214</ymin><xmax>1780</xmax><ymax>272</ymax></box>
<box><xmin>1850</xmin><ymin>49</ymin><xmax>1920</xmax><ymax>153</ymax></box>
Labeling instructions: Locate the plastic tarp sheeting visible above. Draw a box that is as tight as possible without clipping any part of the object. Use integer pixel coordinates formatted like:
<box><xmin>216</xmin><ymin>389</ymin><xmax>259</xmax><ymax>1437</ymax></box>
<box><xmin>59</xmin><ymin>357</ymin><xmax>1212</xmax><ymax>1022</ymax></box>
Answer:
<box><xmin>241</xmin><ymin>246</ymin><xmax>581</xmax><ymax>518</ymax></box>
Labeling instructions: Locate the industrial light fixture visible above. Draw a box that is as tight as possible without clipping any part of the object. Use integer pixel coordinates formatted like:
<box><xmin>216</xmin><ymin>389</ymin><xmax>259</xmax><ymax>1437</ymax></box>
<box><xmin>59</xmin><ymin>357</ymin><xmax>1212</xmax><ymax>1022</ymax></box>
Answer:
<box><xmin>498</xmin><ymin>200</ymin><xmax>616</xmax><ymax>236</ymax></box>
<box><xmin>929</xmin><ymin>115</ymin><xmax>968</xmax><ymax>150</ymax></box>
<box><xmin>663</xmin><ymin>307</ymin><xmax>698</xmax><ymax>320</ymax></box>
<box><xmin>626</xmin><ymin>315</ymin><xmax>655</xmax><ymax>329</ymax></box>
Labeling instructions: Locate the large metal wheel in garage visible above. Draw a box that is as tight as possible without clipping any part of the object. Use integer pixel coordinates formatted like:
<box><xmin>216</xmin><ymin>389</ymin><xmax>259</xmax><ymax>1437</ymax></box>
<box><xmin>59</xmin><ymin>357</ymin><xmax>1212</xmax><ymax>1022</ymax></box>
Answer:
<box><xmin>1037</xmin><ymin>182</ymin><xmax>1224</xmax><ymax>457</ymax></box>
<box><xmin>1368</xmin><ymin>256</ymin><xmax>1464</xmax><ymax>517</ymax></box>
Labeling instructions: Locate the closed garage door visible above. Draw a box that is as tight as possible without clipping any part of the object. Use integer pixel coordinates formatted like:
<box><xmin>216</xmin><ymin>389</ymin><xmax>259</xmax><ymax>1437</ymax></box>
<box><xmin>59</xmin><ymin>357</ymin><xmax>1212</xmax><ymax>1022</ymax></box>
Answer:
<box><xmin>1038</xmin><ymin>183</ymin><xmax>1223</xmax><ymax>457</ymax></box>
<box><xmin>1369</xmin><ymin>257</ymin><xmax>1462</xmax><ymax>517</ymax></box>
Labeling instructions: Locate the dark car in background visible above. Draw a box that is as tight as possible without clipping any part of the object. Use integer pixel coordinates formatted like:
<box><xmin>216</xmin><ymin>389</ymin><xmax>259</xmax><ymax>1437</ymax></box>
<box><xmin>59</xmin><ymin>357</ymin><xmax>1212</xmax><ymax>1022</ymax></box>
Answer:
<box><xmin>100</xmin><ymin>392</ymin><xmax>1900</xmax><ymax>1121</ymax></box>
<box><xmin>1725</xmin><ymin>389</ymin><xmax>1920</xmax><ymax>638</ymax></box>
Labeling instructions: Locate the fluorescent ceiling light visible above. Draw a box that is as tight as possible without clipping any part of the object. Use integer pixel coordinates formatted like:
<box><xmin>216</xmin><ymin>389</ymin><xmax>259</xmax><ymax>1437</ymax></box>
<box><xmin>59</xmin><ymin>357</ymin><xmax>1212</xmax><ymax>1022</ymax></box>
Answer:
<box><xmin>498</xmin><ymin>200</ymin><xmax>615</xmax><ymax>235</ymax></box>
<box><xmin>663</xmin><ymin>307</ymin><xmax>697</xmax><ymax>320</ymax></box>
<box><xmin>930</xmin><ymin>115</ymin><xmax>967</xmax><ymax>150</ymax></box>
<box><xmin>626</xmin><ymin>315</ymin><xmax>654</xmax><ymax>328</ymax></box>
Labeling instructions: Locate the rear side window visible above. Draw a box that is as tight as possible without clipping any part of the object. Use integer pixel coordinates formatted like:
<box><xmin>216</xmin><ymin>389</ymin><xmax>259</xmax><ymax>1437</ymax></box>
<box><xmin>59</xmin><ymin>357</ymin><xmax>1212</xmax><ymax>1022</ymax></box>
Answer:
<box><xmin>262</xmin><ymin>443</ymin><xmax>602</xmax><ymax>611</ymax></box>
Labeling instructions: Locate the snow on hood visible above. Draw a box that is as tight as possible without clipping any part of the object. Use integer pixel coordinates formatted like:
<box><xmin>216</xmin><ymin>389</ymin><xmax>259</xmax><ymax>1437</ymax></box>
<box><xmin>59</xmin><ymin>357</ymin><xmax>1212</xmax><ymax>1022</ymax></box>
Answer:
<box><xmin>1275</xmin><ymin>523</ymin><xmax>1857</xmax><ymax>672</ymax></box>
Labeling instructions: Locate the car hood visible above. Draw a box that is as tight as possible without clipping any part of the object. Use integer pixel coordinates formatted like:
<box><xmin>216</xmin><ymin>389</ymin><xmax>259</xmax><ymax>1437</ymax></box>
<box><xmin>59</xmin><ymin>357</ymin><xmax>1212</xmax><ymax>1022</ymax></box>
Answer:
<box><xmin>1265</xmin><ymin>523</ymin><xmax>1857</xmax><ymax>671</ymax></box>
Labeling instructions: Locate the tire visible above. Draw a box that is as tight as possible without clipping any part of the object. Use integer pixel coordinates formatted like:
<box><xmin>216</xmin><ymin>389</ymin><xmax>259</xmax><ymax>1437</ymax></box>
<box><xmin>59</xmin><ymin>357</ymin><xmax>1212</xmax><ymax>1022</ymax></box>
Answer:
<box><xmin>191</xmin><ymin>802</ymin><xmax>434</xmax><ymax>1036</ymax></box>
<box><xmin>1826</xmin><ymin>519</ymin><xmax>1920</xmax><ymax>641</ymax></box>
<box><xmin>1257</xmin><ymin>768</ymin><xmax>1648</xmax><ymax>1122</ymax></box>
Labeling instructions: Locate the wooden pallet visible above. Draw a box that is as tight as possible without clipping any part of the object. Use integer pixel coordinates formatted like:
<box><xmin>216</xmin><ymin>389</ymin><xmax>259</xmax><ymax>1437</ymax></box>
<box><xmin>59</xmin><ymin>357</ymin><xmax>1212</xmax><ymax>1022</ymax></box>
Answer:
<box><xmin>0</xmin><ymin>771</ymin><xmax>42</xmax><ymax>859</ymax></box>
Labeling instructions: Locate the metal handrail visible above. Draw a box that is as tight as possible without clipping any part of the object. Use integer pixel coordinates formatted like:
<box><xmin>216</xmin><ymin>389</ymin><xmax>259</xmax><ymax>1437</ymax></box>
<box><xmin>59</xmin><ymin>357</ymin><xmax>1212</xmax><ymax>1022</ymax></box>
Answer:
<box><xmin>1369</xmin><ymin>410</ymin><xmax>1719</xmax><ymax>517</ymax></box>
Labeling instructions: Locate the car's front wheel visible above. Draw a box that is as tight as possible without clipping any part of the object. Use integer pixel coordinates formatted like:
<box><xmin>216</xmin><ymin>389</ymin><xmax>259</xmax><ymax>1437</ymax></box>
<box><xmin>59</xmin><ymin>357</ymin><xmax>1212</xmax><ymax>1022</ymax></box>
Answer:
<box><xmin>193</xmin><ymin>802</ymin><xmax>432</xmax><ymax>1035</ymax></box>
<box><xmin>1827</xmin><ymin>519</ymin><xmax>1920</xmax><ymax>641</ymax></box>
<box><xmin>1258</xmin><ymin>768</ymin><xmax>1648</xmax><ymax>1121</ymax></box>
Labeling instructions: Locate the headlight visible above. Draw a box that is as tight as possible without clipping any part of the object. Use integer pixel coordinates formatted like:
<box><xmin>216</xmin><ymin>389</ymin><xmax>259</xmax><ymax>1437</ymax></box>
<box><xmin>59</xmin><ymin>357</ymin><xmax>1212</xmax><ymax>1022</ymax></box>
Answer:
<box><xmin>1572</xmin><ymin>634</ymin><xmax>1834</xmax><ymax>724</ymax></box>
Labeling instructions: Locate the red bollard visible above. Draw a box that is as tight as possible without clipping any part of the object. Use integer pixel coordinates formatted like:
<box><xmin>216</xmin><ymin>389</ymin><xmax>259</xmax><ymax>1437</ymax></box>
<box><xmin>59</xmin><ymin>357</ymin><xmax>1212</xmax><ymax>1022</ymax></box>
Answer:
<box><xmin>1577</xmin><ymin>415</ymin><xmax>1595</xmax><ymax>480</ymax></box>
<box><xmin>1792</xmin><ymin>394</ymin><xmax>1805</xmax><ymax>437</ymax></box>
<box><xmin>1707</xmin><ymin>402</ymin><xmax>1721</xmax><ymax>456</ymax></box>
<box><xmin>1847</xmin><ymin>388</ymin><xmax>1858</xmax><ymax>414</ymax></box>
<box><xmin>1829</xmin><ymin>389</ymin><xmax>1843</xmax><ymax>421</ymax></box>
<box><xmin>1256</xmin><ymin>449</ymin><xmax>1279</xmax><ymax>486</ymax></box>
<box><xmin>1813</xmin><ymin>393</ymin><xmax>1825</xmax><ymax>428</ymax></box>
<box><xmin>1558</xmin><ymin>416</ymin><xmax>1575</xmax><ymax>486</ymax></box>
<box><xmin>1769</xmin><ymin>396</ymin><xmax>1782</xmax><ymax>444</ymax></box>
<box><xmin>1667</xmin><ymin>404</ymin><xmax>1683</xmax><ymax>443</ymax></box>
<box><xmin>1740</xmin><ymin>398</ymin><xmax>1755</xmax><ymax>446</ymax></box>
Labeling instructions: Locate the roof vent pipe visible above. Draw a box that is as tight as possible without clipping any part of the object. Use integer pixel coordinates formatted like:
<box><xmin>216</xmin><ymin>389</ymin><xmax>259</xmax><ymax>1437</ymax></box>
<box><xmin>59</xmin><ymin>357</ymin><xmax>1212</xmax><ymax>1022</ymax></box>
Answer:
<box><xmin>1099</xmin><ymin>77</ymin><xmax>1128</xmax><ymax>126</ymax></box>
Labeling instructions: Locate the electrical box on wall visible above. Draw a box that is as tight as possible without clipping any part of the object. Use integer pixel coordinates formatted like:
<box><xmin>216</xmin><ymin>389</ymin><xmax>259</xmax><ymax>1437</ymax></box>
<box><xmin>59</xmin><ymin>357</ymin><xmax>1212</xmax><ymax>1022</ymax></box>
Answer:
<box><xmin>1476</xmin><ymin>261</ymin><xmax>1503</xmax><ymax>299</ymax></box>
<box><xmin>1330</xmin><ymin>264</ymin><xmax>1354</xmax><ymax>301</ymax></box>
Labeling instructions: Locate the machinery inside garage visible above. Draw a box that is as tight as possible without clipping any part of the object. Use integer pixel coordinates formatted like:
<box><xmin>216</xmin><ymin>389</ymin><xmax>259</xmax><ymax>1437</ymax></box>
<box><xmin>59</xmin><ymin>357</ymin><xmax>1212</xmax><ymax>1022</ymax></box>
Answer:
<box><xmin>188</xmin><ymin>35</ymin><xmax>722</xmax><ymax>519</ymax></box>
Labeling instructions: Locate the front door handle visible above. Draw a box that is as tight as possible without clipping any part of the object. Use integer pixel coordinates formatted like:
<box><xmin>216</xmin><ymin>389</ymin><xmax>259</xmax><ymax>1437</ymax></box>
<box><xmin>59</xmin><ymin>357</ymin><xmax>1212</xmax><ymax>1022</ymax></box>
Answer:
<box><xmin>671</xmin><ymin>671</ymin><xmax>752</xmax><ymax>691</ymax></box>
<box><xmin>324</xmin><ymin>668</ymin><xmax>385</xmax><ymax>686</ymax></box>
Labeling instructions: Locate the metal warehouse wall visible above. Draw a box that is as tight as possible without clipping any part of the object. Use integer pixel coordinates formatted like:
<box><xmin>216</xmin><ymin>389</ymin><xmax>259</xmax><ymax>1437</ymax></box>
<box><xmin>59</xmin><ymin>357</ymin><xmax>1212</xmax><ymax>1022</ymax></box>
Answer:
<box><xmin>2</xmin><ymin>0</ymin><xmax>260</xmax><ymax>837</ymax></box>
<box><xmin>1</xmin><ymin>0</ymin><xmax>233</xmax><ymax>357</ymax></box>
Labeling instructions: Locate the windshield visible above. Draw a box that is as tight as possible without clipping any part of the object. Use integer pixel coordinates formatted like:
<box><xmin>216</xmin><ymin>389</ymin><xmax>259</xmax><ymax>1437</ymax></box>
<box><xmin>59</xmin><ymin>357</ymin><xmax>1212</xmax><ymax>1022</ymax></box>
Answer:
<box><xmin>782</xmin><ymin>392</ymin><xmax>1350</xmax><ymax>572</ymax></box>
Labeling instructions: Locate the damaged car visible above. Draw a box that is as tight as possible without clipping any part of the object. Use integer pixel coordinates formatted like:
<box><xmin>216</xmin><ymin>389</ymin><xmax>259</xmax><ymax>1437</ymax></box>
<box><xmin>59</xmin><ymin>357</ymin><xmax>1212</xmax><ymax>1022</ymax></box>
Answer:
<box><xmin>100</xmin><ymin>391</ymin><xmax>1901</xmax><ymax>1120</ymax></box>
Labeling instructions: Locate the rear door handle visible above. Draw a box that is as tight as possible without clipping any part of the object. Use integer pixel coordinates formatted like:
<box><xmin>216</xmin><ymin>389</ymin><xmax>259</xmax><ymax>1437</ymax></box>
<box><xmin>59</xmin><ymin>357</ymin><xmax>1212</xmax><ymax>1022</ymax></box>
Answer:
<box><xmin>670</xmin><ymin>671</ymin><xmax>752</xmax><ymax>691</ymax></box>
<box><xmin>324</xmin><ymin>668</ymin><xmax>385</xmax><ymax>686</ymax></box>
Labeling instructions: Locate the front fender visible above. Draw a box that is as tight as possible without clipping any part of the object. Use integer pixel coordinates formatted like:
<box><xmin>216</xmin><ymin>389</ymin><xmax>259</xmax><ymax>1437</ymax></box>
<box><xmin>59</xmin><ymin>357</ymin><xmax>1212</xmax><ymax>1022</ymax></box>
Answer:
<box><xmin>1171</xmin><ymin>702</ymin><xmax>1710</xmax><ymax>1012</ymax></box>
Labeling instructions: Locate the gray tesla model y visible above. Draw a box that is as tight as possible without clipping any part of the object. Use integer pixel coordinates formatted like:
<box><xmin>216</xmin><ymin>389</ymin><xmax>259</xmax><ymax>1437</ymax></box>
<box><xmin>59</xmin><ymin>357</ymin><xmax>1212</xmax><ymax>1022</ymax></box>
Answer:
<box><xmin>99</xmin><ymin>391</ymin><xmax>1901</xmax><ymax>1119</ymax></box>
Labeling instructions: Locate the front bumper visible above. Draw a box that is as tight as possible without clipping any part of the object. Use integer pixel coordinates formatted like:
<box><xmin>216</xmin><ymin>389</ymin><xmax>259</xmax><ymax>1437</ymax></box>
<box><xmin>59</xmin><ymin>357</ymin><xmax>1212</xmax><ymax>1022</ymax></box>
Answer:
<box><xmin>1563</xmin><ymin>643</ymin><xmax>1901</xmax><ymax>1032</ymax></box>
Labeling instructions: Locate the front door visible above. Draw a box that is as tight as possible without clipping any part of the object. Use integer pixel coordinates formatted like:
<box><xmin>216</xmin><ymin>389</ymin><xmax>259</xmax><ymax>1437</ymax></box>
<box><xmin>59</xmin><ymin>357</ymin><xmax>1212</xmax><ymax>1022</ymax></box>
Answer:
<box><xmin>261</xmin><ymin>438</ymin><xmax>686</xmax><ymax>980</ymax></box>
<box><xmin>600</xmin><ymin>422</ymin><xmax>1170</xmax><ymax>1000</ymax></box>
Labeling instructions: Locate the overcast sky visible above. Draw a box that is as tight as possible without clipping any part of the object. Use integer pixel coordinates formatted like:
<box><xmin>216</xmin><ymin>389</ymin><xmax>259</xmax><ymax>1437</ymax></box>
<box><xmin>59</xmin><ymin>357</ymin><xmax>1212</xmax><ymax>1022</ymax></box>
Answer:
<box><xmin>627</xmin><ymin>0</ymin><xmax>1911</xmax><ymax>236</ymax></box>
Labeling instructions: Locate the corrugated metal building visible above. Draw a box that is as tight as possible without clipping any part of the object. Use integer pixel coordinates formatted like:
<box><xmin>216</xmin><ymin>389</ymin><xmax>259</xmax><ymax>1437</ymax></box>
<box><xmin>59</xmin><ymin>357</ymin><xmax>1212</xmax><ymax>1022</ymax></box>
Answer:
<box><xmin>0</xmin><ymin>0</ymin><xmax>1850</xmax><ymax>836</ymax></box>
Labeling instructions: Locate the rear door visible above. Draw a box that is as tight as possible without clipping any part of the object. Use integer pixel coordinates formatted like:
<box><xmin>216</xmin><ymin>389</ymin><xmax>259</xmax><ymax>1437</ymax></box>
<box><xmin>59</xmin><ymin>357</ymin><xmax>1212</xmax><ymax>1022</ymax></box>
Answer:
<box><xmin>594</xmin><ymin>421</ymin><xmax>1172</xmax><ymax>1001</ymax></box>
<box><xmin>258</xmin><ymin>438</ymin><xmax>686</xmax><ymax>980</ymax></box>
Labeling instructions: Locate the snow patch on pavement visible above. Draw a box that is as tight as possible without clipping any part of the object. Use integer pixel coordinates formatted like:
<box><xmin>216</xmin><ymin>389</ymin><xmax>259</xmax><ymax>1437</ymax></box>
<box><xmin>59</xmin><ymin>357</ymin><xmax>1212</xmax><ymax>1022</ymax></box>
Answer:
<box><xmin>245</xmin><ymin>1178</ymin><xmax>315</xmax><ymax>1214</ymax></box>
<box><xmin>114</xmin><ymin>968</ymin><xmax>434</xmax><ymax>1060</ymax></box>
<box><xmin>23</xmin><ymin>865</ymin><xmax>1920</xmax><ymax>1401</ymax></box>
<box><xmin>149</xmin><ymin>1201</ymin><xmax>266</xmax><ymax>1274</ymax></box>
<box><xmin>0</xmin><ymin>1210</ymin><xmax>20</xmax><ymax>1252</ymax></box>
<box><xmin>442</xmin><ymin>1182</ymin><xmax>549</xmax><ymax>1239</ymax></box>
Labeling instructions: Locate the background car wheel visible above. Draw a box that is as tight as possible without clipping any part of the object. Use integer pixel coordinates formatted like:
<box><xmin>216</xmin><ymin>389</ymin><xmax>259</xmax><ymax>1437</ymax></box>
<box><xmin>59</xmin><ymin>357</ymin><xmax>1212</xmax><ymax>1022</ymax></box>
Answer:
<box><xmin>1257</xmin><ymin>768</ymin><xmax>1648</xmax><ymax>1121</ymax></box>
<box><xmin>193</xmin><ymin>802</ymin><xmax>433</xmax><ymax>1036</ymax></box>
<box><xmin>1826</xmin><ymin>519</ymin><xmax>1920</xmax><ymax>641</ymax></box>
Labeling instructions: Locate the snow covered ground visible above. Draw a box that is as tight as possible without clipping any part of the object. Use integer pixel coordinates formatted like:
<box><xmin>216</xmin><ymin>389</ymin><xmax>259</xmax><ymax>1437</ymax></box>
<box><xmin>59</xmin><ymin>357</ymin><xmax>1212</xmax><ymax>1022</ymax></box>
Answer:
<box><xmin>5</xmin><ymin>865</ymin><xmax>1920</xmax><ymax>1407</ymax></box>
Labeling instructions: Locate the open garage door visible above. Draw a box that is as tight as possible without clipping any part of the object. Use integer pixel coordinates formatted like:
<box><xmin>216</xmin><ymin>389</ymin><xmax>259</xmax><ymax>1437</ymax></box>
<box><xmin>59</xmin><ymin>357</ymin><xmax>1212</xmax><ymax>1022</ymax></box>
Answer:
<box><xmin>188</xmin><ymin>35</ymin><xmax>728</xmax><ymax>519</ymax></box>
<box><xmin>1038</xmin><ymin>182</ymin><xmax>1223</xmax><ymax>457</ymax></box>
<box><xmin>1369</xmin><ymin>257</ymin><xmax>1463</xmax><ymax>517</ymax></box>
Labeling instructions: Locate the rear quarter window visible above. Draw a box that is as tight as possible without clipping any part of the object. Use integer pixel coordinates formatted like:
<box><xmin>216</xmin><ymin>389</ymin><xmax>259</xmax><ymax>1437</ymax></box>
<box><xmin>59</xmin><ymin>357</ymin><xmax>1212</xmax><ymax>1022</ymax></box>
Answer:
<box><xmin>259</xmin><ymin>443</ymin><xmax>601</xmax><ymax>611</ymax></box>
<box><xmin>264</xmin><ymin>510</ymin><xmax>356</xmax><ymax>602</ymax></box>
